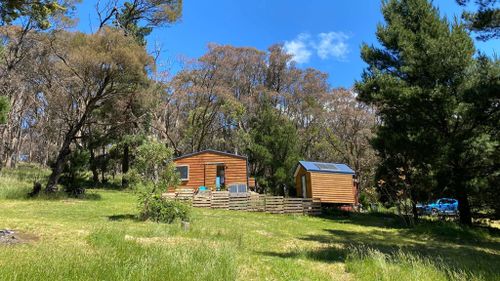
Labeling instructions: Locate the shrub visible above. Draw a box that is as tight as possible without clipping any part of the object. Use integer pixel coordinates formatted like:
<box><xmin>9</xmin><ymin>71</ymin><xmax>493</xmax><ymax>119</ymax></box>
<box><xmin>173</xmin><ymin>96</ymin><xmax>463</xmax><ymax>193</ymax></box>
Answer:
<box><xmin>59</xmin><ymin>148</ymin><xmax>90</xmax><ymax>196</ymax></box>
<box><xmin>139</xmin><ymin>193</ymin><xmax>191</xmax><ymax>223</ymax></box>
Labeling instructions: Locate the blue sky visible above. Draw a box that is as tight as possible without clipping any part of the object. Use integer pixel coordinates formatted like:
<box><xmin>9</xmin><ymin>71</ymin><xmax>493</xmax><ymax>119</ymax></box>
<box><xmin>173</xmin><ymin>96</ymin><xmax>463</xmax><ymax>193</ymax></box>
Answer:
<box><xmin>74</xmin><ymin>0</ymin><xmax>499</xmax><ymax>88</ymax></box>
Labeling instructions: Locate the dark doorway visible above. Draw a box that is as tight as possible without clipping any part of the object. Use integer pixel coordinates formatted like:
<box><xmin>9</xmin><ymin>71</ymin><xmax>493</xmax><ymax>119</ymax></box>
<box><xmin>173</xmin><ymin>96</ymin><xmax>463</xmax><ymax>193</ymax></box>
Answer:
<box><xmin>216</xmin><ymin>165</ymin><xmax>225</xmax><ymax>189</ymax></box>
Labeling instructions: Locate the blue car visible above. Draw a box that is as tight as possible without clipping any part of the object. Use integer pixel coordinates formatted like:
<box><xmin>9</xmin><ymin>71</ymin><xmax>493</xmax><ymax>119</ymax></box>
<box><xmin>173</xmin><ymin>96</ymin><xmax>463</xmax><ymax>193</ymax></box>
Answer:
<box><xmin>417</xmin><ymin>198</ymin><xmax>459</xmax><ymax>216</ymax></box>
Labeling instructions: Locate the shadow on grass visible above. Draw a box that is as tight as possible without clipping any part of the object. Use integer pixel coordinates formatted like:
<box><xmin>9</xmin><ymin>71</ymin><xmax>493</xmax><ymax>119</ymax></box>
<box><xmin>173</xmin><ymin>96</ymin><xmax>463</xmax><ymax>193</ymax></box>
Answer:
<box><xmin>257</xmin><ymin>246</ymin><xmax>347</xmax><ymax>264</ymax></box>
<box><xmin>70</xmin><ymin>178</ymin><xmax>125</xmax><ymax>191</ymax></box>
<box><xmin>108</xmin><ymin>214</ymin><xmax>141</xmax><ymax>222</ymax></box>
<box><xmin>321</xmin><ymin>211</ymin><xmax>500</xmax><ymax>241</ymax></box>
<box><xmin>259</xmin><ymin>223</ymin><xmax>500</xmax><ymax>279</ymax></box>
<box><xmin>28</xmin><ymin>191</ymin><xmax>103</xmax><ymax>201</ymax></box>
<box><xmin>319</xmin><ymin>210</ymin><xmax>410</xmax><ymax>229</ymax></box>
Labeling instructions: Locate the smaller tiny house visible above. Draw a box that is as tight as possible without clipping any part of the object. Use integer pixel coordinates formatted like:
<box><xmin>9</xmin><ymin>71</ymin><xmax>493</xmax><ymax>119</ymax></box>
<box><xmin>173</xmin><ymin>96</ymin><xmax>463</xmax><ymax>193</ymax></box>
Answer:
<box><xmin>294</xmin><ymin>161</ymin><xmax>357</xmax><ymax>205</ymax></box>
<box><xmin>173</xmin><ymin>149</ymin><xmax>251</xmax><ymax>191</ymax></box>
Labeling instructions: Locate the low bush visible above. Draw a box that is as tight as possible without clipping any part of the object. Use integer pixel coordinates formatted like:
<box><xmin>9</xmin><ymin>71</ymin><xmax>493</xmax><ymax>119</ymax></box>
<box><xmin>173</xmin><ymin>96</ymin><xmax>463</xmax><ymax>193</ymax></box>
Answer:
<box><xmin>0</xmin><ymin>176</ymin><xmax>31</xmax><ymax>199</ymax></box>
<box><xmin>139</xmin><ymin>193</ymin><xmax>191</xmax><ymax>223</ymax></box>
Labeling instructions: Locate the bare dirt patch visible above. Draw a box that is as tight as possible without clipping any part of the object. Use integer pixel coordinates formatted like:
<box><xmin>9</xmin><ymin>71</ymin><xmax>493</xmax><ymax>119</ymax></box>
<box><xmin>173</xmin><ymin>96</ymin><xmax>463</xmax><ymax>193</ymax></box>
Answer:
<box><xmin>0</xmin><ymin>229</ymin><xmax>39</xmax><ymax>245</ymax></box>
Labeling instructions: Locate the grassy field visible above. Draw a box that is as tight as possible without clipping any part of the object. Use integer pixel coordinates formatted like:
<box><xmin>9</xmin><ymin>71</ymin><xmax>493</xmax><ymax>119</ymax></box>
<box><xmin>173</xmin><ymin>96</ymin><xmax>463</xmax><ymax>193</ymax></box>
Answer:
<box><xmin>1</xmin><ymin>166</ymin><xmax>499</xmax><ymax>280</ymax></box>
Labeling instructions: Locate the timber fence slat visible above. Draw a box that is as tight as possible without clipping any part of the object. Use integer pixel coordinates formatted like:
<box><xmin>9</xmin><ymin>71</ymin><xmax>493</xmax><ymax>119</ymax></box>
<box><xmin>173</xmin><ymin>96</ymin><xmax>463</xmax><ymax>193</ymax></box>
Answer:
<box><xmin>229</xmin><ymin>193</ymin><xmax>249</xmax><ymax>210</ymax></box>
<box><xmin>248</xmin><ymin>194</ymin><xmax>266</xmax><ymax>212</ymax></box>
<box><xmin>303</xmin><ymin>198</ymin><xmax>322</xmax><ymax>215</ymax></box>
<box><xmin>176</xmin><ymin>189</ymin><xmax>195</xmax><ymax>203</ymax></box>
<box><xmin>165</xmin><ymin>191</ymin><xmax>322</xmax><ymax>215</ymax></box>
<box><xmin>284</xmin><ymin>198</ymin><xmax>305</xmax><ymax>214</ymax></box>
<box><xmin>193</xmin><ymin>194</ymin><xmax>211</xmax><ymax>208</ymax></box>
<box><xmin>211</xmin><ymin>191</ymin><xmax>230</xmax><ymax>209</ymax></box>
<box><xmin>265</xmin><ymin>196</ymin><xmax>284</xmax><ymax>214</ymax></box>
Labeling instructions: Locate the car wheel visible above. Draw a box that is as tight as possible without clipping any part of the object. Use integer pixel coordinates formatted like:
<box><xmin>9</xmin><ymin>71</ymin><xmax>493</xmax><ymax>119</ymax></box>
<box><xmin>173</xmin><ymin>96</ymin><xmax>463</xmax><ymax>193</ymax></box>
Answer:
<box><xmin>431</xmin><ymin>208</ymin><xmax>438</xmax><ymax>216</ymax></box>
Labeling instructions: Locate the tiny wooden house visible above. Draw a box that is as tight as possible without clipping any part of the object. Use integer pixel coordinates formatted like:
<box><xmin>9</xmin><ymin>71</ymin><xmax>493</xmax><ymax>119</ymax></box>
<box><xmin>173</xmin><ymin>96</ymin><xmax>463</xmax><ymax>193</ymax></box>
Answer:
<box><xmin>173</xmin><ymin>149</ymin><xmax>250</xmax><ymax>191</ymax></box>
<box><xmin>294</xmin><ymin>161</ymin><xmax>357</xmax><ymax>204</ymax></box>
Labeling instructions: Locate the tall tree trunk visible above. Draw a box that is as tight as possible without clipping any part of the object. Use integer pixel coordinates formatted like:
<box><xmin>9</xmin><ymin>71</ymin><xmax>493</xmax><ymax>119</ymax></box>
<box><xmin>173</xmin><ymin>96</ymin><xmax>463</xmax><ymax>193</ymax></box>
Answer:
<box><xmin>45</xmin><ymin>111</ymin><xmax>89</xmax><ymax>192</ymax></box>
<box><xmin>89</xmin><ymin>147</ymin><xmax>99</xmax><ymax>185</ymax></box>
<box><xmin>45</xmin><ymin>133</ymin><xmax>73</xmax><ymax>193</ymax></box>
<box><xmin>0</xmin><ymin>126</ymin><xmax>5</xmax><ymax>171</ymax></box>
<box><xmin>411</xmin><ymin>200</ymin><xmax>419</xmax><ymax>223</ymax></box>
<box><xmin>100</xmin><ymin>146</ymin><xmax>106</xmax><ymax>183</ymax></box>
<box><xmin>121</xmin><ymin>143</ymin><xmax>129</xmax><ymax>188</ymax></box>
<box><xmin>457</xmin><ymin>189</ymin><xmax>472</xmax><ymax>226</ymax></box>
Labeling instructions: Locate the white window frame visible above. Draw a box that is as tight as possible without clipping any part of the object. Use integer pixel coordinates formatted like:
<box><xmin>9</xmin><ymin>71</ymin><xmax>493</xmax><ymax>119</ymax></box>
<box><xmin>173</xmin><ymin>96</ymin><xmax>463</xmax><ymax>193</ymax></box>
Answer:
<box><xmin>176</xmin><ymin>165</ymin><xmax>189</xmax><ymax>181</ymax></box>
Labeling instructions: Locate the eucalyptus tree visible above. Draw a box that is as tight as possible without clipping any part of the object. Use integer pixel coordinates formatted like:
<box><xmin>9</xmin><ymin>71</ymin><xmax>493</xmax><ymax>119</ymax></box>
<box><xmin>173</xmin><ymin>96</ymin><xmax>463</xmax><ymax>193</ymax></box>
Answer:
<box><xmin>323</xmin><ymin>89</ymin><xmax>378</xmax><ymax>198</ymax></box>
<box><xmin>90</xmin><ymin>0</ymin><xmax>183</xmax><ymax>188</ymax></box>
<box><xmin>0</xmin><ymin>0</ymin><xmax>65</xmax><ymax>29</ymax></box>
<box><xmin>0</xmin><ymin>0</ymin><xmax>75</xmax><ymax>169</ymax></box>
<box><xmin>42</xmin><ymin>27</ymin><xmax>153</xmax><ymax>192</ymax></box>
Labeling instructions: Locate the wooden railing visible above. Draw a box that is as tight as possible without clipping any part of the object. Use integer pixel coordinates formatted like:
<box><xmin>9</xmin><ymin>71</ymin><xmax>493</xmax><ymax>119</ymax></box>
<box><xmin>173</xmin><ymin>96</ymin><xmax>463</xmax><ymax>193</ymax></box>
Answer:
<box><xmin>163</xmin><ymin>190</ymin><xmax>321</xmax><ymax>215</ymax></box>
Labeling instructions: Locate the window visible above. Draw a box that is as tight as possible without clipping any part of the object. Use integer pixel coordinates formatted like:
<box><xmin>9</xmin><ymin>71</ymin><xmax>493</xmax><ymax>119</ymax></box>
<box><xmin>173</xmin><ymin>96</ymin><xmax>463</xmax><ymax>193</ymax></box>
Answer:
<box><xmin>228</xmin><ymin>183</ymin><xmax>247</xmax><ymax>193</ymax></box>
<box><xmin>176</xmin><ymin>165</ymin><xmax>189</xmax><ymax>181</ymax></box>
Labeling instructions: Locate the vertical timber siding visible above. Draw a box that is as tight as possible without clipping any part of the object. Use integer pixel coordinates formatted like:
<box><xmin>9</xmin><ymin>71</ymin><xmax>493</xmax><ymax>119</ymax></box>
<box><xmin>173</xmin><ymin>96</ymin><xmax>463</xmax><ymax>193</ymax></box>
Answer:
<box><xmin>295</xmin><ymin>165</ymin><xmax>312</xmax><ymax>198</ymax></box>
<box><xmin>174</xmin><ymin>151</ymin><xmax>248</xmax><ymax>189</ymax></box>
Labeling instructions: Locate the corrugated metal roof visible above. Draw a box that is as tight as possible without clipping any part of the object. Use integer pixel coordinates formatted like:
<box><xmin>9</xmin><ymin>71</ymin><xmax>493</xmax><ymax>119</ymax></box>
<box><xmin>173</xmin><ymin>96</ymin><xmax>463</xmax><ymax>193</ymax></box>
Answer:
<box><xmin>298</xmin><ymin>160</ymin><xmax>355</xmax><ymax>174</ymax></box>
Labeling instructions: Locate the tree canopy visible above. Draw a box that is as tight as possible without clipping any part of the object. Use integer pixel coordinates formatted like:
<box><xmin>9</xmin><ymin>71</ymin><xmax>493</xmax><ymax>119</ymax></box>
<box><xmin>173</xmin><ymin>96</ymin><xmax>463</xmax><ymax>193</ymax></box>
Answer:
<box><xmin>356</xmin><ymin>0</ymin><xmax>499</xmax><ymax>224</ymax></box>
<box><xmin>457</xmin><ymin>0</ymin><xmax>500</xmax><ymax>40</ymax></box>
<box><xmin>0</xmin><ymin>0</ymin><xmax>66</xmax><ymax>29</ymax></box>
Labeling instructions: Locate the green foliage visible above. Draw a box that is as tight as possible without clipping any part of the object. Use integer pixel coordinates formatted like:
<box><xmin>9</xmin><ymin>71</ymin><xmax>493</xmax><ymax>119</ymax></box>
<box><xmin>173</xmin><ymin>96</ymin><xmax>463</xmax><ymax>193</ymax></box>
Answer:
<box><xmin>355</xmin><ymin>0</ymin><xmax>499</xmax><ymax>224</ymax></box>
<box><xmin>0</xmin><ymin>0</ymin><xmax>66</xmax><ymax>29</ymax></box>
<box><xmin>114</xmin><ymin>0</ymin><xmax>183</xmax><ymax>45</ymax></box>
<box><xmin>130</xmin><ymin>138</ymin><xmax>183</xmax><ymax>222</ymax></box>
<box><xmin>60</xmin><ymin>148</ymin><xmax>90</xmax><ymax>196</ymax></box>
<box><xmin>0</xmin><ymin>96</ymin><xmax>9</xmax><ymax>124</ymax></box>
<box><xmin>131</xmin><ymin>138</ymin><xmax>179</xmax><ymax>191</ymax></box>
<box><xmin>457</xmin><ymin>0</ymin><xmax>500</xmax><ymax>40</ymax></box>
<box><xmin>247</xmin><ymin>102</ymin><xmax>300</xmax><ymax>194</ymax></box>
<box><xmin>139</xmin><ymin>193</ymin><xmax>191</xmax><ymax>223</ymax></box>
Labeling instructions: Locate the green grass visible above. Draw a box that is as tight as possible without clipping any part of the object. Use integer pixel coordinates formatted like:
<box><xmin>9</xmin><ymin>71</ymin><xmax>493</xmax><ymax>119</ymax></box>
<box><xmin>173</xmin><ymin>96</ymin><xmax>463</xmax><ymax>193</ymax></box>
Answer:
<box><xmin>0</xmin><ymin>167</ymin><xmax>499</xmax><ymax>280</ymax></box>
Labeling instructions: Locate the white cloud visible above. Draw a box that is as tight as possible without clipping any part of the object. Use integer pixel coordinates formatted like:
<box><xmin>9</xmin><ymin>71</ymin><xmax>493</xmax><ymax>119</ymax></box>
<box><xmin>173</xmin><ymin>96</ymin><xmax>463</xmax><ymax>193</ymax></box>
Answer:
<box><xmin>283</xmin><ymin>31</ymin><xmax>351</xmax><ymax>64</ymax></box>
<box><xmin>283</xmin><ymin>33</ymin><xmax>312</xmax><ymax>64</ymax></box>
<box><xmin>315</xmin><ymin>32</ymin><xmax>350</xmax><ymax>60</ymax></box>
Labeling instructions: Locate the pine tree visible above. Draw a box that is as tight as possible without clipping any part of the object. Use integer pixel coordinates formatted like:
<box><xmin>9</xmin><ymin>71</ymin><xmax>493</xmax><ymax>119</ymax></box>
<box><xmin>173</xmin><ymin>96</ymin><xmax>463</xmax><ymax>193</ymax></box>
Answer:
<box><xmin>356</xmin><ymin>0</ymin><xmax>490</xmax><ymax>225</ymax></box>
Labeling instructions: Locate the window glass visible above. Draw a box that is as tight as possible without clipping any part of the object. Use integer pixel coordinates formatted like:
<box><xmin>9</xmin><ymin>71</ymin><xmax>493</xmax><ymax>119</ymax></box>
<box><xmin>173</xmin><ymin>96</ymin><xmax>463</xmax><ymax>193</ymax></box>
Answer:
<box><xmin>237</xmin><ymin>184</ymin><xmax>247</xmax><ymax>193</ymax></box>
<box><xmin>229</xmin><ymin>185</ymin><xmax>238</xmax><ymax>193</ymax></box>
<box><xmin>176</xmin><ymin>166</ymin><xmax>188</xmax><ymax>180</ymax></box>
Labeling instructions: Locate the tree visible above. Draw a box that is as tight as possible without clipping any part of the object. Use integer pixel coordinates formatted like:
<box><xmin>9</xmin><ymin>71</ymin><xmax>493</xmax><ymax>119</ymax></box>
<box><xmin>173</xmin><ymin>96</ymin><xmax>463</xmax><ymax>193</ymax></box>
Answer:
<box><xmin>93</xmin><ymin>0</ymin><xmax>183</xmax><ymax>188</ymax></box>
<box><xmin>42</xmin><ymin>27</ymin><xmax>153</xmax><ymax>192</ymax></box>
<box><xmin>0</xmin><ymin>96</ymin><xmax>8</xmax><ymax>124</ymax></box>
<box><xmin>247</xmin><ymin>101</ymin><xmax>300</xmax><ymax>195</ymax></box>
<box><xmin>457</xmin><ymin>0</ymin><xmax>500</xmax><ymax>40</ymax></box>
<box><xmin>131</xmin><ymin>138</ymin><xmax>178</xmax><ymax>191</ymax></box>
<box><xmin>0</xmin><ymin>0</ymin><xmax>65</xmax><ymax>29</ymax></box>
<box><xmin>96</xmin><ymin>0</ymin><xmax>182</xmax><ymax>45</ymax></box>
<box><xmin>356</xmin><ymin>0</ymin><xmax>486</xmax><ymax>225</ymax></box>
<box><xmin>323</xmin><ymin>89</ymin><xmax>378</xmax><ymax>200</ymax></box>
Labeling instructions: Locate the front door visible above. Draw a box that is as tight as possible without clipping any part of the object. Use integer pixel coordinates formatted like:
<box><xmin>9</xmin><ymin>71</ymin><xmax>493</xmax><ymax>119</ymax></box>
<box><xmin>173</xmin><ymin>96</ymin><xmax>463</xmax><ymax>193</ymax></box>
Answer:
<box><xmin>301</xmin><ymin>175</ymin><xmax>307</xmax><ymax>198</ymax></box>
<box><xmin>216</xmin><ymin>165</ymin><xmax>225</xmax><ymax>190</ymax></box>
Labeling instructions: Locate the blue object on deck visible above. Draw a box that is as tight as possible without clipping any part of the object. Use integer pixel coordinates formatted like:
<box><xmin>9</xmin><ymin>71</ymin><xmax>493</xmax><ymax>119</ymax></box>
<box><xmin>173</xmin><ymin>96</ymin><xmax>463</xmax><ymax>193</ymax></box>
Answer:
<box><xmin>198</xmin><ymin>186</ymin><xmax>208</xmax><ymax>191</ymax></box>
<box><xmin>216</xmin><ymin>177</ymin><xmax>221</xmax><ymax>189</ymax></box>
